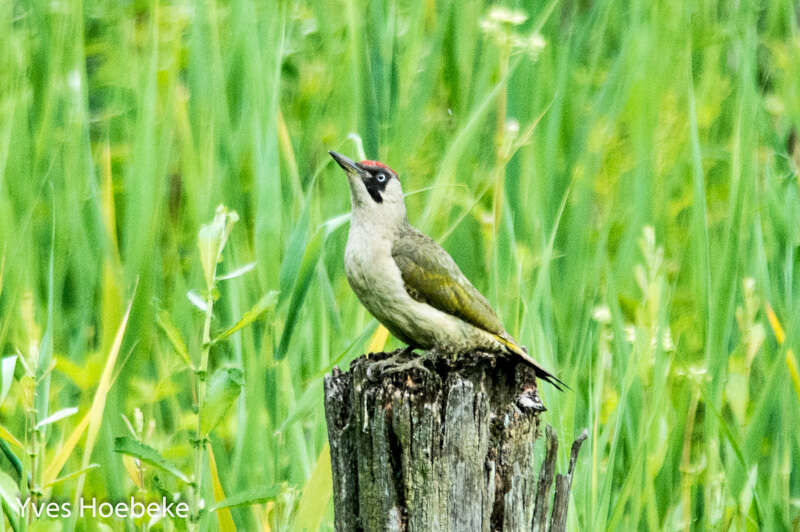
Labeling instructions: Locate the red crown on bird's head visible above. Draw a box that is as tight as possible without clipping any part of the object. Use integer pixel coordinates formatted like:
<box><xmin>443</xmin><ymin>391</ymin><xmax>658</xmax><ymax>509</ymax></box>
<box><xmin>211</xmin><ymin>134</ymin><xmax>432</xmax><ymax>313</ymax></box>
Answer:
<box><xmin>359</xmin><ymin>160</ymin><xmax>397</xmax><ymax>177</ymax></box>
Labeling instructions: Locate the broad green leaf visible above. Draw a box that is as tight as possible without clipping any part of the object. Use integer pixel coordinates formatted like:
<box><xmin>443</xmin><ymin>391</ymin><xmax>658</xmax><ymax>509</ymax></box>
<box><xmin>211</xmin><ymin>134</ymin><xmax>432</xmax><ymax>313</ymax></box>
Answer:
<box><xmin>113</xmin><ymin>437</ymin><xmax>189</xmax><ymax>483</ymax></box>
<box><xmin>276</xmin><ymin>228</ymin><xmax>324</xmax><ymax>359</ymax></box>
<box><xmin>0</xmin><ymin>355</ymin><xmax>16</xmax><ymax>405</ymax></box>
<box><xmin>200</xmin><ymin>368</ymin><xmax>244</xmax><ymax>435</ymax></box>
<box><xmin>294</xmin><ymin>444</ymin><xmax>332</xmax><ymax>531</ymax></box>
<box><xmin>156</xmin><ymin>310</ymin><xmax>193</xmax><ymax>368</ymax></box>
<box><xmin>208</xmin><ymin>486</ymin><xmax>282</xmax><ymax>512</ymax></box>
<box><xmin>211</xmin><ymin>291</ymin><xmax>278</xmax><ymax>346</ymax></box>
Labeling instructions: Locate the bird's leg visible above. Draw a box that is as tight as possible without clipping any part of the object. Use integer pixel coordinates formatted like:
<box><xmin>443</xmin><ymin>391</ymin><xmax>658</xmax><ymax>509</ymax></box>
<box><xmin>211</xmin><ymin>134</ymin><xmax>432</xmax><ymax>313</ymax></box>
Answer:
<box><xmin>399</xmin><ymin>344</ymin><xmax>417</xmax><ymax>357</ymax></box>
<box><xmin>366</xmin><ymin>347</ymin><xmax>431</xmax><ymax>380</ymax></box>
<box><xmin>366</xmin><ymin>347</ymin><xmax>413</xmax><ymax>380</ymax></box>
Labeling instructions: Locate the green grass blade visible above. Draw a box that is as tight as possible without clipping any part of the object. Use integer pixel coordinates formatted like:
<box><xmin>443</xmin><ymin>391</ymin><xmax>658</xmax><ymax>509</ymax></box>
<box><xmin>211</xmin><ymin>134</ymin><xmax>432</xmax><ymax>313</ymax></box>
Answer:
<box><xmin>113</xmin><ymin>437</ymin><xmax>189</xmax><ymax>484</ymax></box>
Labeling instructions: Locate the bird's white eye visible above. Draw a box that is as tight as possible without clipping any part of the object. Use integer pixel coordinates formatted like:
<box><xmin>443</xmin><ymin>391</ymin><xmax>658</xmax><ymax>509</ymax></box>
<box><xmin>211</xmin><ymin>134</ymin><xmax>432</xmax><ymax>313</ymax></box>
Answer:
<box><xmin>376</xmin><ymin>173</ymin><xmax>387</xmax><ymax>183</ymax></box>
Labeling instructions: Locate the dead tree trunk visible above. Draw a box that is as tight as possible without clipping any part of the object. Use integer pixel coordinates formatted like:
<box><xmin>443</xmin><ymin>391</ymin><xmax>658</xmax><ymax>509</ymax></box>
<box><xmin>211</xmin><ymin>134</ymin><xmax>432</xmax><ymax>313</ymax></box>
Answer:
<box><xmin>324</xmin><ymin>349</ymin><xmax>587</xmax><ymax>532</ymax></box>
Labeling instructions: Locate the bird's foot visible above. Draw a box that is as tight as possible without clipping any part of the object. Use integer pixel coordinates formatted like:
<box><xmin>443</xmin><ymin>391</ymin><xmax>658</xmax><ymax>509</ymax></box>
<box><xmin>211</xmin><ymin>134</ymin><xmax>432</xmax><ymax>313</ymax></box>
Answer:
<box><xmin>382</xmin><ymin>353</ymin><xmax>432</xmax><ymax>377</ymax></box>
<box><xmin>366</xmin><ymin>348</ymin><xmax>431</xmax><ymax>380</ymax></box>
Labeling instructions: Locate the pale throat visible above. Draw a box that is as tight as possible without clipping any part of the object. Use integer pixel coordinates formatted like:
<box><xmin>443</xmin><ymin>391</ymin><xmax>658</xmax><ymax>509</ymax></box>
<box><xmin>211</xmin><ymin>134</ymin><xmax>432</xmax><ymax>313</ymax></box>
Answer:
<box><xmin>350</xmin><ymin>192</ymin><xmax>407</xmax><ymax>234</ymax></box>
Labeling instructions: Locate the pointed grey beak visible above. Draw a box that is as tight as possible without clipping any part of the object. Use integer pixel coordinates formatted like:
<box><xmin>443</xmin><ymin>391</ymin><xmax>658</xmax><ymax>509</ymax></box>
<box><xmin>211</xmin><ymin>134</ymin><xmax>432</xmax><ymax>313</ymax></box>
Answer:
<box><xmin>329</xmin><ymin>151</ymin><xmax>362</xmax><ymax>175</ymax></box>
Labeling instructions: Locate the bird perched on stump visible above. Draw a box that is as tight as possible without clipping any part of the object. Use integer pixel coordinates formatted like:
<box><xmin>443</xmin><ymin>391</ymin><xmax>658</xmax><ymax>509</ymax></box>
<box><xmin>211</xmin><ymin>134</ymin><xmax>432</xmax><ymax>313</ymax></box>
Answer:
<box><xmin>329</xmin><ymin>151</ymin><xmax>565</xmax><ymax>390</ymax></box>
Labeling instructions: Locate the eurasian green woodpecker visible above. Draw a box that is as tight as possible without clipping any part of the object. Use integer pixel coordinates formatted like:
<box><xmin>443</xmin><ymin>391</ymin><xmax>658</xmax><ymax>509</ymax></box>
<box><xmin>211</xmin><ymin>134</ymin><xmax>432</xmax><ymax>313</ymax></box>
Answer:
<box><xmin>329</xmin><ymin>151</ymin><xmax>564</xmax><ymax>390</ymax></box>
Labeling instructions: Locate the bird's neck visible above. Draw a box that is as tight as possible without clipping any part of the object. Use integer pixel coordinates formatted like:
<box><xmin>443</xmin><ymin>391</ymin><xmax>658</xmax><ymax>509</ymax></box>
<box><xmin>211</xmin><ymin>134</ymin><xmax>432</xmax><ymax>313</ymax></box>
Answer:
<box><xmin>350</xmin><ymin>200</ymin><xmax>408</xmax><ymax>237</ymax></box>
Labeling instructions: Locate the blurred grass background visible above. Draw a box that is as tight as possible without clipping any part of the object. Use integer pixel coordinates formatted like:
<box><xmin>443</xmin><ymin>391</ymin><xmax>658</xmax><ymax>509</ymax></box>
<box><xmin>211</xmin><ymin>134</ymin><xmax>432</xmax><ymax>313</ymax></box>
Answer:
<box><xmin>1</xmin><ymin>0</ymin><xmax>800</xmax><ymax>529</ymax></box>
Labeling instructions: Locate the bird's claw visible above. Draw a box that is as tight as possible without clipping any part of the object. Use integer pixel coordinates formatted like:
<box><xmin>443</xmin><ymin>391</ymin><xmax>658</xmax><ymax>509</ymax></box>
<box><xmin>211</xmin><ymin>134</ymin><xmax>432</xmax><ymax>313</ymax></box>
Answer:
<box><xmin>366</xmin><ymin>350</ymin><xmax>432</xmax><ymax>380</ymax></box>
<box><xmin>382</xmin><ymin>355</ymin><xmax>432</xmax><ymax>376</ymax></box>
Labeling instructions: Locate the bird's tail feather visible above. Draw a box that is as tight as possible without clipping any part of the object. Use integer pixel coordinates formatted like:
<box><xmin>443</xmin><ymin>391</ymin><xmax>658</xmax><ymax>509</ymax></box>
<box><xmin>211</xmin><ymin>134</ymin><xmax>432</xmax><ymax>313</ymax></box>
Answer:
<box><xmin>493</xmin><ymin>334</ymin><xmax>569</xmax><ymax>391</ymax></box>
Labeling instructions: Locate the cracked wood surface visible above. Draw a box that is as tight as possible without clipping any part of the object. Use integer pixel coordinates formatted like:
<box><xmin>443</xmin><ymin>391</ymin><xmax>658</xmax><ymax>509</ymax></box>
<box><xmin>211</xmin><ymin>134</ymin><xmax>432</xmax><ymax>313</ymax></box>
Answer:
<box><xmin>324</xmin><ymin>349</ymin><xmax>586</xmax><ymax>532</ymax></box>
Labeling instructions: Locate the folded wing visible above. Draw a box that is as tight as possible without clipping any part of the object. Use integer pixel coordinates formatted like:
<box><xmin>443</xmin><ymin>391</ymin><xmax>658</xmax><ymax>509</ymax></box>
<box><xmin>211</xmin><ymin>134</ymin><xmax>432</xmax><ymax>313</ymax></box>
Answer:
<box><xmin>391</xmin><ymin>227</ymin><xmax>504</xmax><ymax>335</ymax></box>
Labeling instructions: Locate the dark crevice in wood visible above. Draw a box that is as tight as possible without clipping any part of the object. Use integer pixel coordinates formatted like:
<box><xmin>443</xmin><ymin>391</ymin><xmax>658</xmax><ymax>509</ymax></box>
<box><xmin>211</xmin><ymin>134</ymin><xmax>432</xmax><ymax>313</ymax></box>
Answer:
<box><xmin>386</xmin><ymin>398</ymin><xmax>408</xmax><ymax>531</ymax></box>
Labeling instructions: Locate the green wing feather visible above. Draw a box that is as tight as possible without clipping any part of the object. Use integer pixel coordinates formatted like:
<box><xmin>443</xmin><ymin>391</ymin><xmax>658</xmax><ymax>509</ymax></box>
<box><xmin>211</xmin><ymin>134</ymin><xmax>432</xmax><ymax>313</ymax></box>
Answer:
<box><xmin>392</xmin><ymin>226</ymin><xmax>568</xmax><ymax>391</ymax></box>
<box><xmin>391</xmin><ymin>227</ymin><xmax>504</xmax><ymax>334</ymax></box>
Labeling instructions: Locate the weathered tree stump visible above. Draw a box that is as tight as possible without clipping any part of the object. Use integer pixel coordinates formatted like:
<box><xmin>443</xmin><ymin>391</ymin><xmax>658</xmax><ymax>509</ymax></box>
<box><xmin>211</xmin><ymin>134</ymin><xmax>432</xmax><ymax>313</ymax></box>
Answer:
<box><xmin>324</xmin><ymin>349</ymin><xmax>587</xmax><ymax>532</ymax></box>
